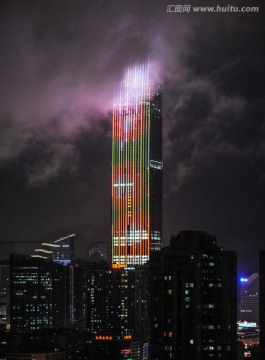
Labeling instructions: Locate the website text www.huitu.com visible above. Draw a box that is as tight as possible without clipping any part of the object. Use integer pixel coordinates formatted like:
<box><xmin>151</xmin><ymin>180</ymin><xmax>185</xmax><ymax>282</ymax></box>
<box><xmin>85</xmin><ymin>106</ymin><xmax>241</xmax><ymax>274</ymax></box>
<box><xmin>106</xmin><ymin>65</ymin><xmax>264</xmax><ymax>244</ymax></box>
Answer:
<box><xmin>166</xmin><ymin>4</ymin><xmax>259</xmax><ymax>13</ymax></box>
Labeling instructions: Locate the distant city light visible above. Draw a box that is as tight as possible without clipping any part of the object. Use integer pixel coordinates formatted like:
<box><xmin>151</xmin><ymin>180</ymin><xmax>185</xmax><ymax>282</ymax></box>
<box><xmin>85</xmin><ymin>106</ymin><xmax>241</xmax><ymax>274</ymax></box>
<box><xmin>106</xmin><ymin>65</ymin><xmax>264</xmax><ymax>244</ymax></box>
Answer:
<box><xmin>237</xmin><ymin>321</ymin><xmax>258</xmax><ymax>328</ymax></box>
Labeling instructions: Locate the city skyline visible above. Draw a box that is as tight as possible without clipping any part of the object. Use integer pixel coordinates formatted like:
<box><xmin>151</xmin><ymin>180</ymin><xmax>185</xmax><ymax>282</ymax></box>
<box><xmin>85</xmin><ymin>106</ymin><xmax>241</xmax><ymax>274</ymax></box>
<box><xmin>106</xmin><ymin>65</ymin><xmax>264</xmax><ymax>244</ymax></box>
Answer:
<box><xmin>0</xmin><ymin>0</ymin><xmax>264</xmax><ymax>274</ymax></box>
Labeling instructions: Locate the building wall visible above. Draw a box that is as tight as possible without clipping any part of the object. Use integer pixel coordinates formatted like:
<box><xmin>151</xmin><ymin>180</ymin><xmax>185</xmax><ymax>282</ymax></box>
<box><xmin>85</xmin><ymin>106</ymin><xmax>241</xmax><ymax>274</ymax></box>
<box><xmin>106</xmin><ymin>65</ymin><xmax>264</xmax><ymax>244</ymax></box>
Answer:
<box><xmin>0</xmin><ymin>262</ymin><xmax>10</xmax><ymax>328</ymax></box>
<box><xmin>149</xmin><ymin>87</ymin><xmax>163</xmax><ymax>252</ymax></box>
<box><xmin>239</xmin><ymin>273</ymin><xmax>259</xmax><ymax>323</ymax></box>
<box><xmin>150</xmin><ymin>231</ymin><xmax>237</xmax><ymax>360</ymax></box>
<box><xmin>10</xmin><ymin>254</ymin><xmax>69</xmax><ymax>333</ymax></box>
<box><xmin>83</xmin><ymin>263</ymin><xmax>149</xmax><ymax>340</ymax></box>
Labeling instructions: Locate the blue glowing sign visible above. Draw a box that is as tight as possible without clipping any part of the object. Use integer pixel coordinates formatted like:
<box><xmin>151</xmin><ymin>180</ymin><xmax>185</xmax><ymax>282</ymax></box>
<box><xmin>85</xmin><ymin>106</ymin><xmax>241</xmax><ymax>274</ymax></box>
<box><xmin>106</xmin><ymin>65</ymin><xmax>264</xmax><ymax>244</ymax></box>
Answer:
<box><xmin>240</xmin><ymin>278</ymin><xmax>248</xmax><ymax>282</ymax></box>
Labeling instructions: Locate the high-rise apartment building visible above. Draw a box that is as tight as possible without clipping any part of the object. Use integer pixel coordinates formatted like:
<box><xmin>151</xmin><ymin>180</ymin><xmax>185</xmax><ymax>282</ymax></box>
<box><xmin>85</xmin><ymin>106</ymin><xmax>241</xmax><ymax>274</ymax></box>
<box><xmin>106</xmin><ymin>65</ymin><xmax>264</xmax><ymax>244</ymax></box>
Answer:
<box><xmin>82</xmin><ymin>263</ymin><xmax>149</xmax><ymax>340</ymax></box>
<box><xmin>112</xmin><ymin>64</ymin><xmax>162</xmax><ymax>267</ymax></box>
<box><xmin>238</xmin><ymin>273</ymin><xmax>259</xmax><ymax>324</ymax></box>
<box><xmin>67</xmin><ymin>261</ymin><xmax>149</xmax><ymax>358</ymax></box>
<box><xmin>0</xmin><ymin>261</ymin><xmax>10</xmax><ymax>330</ymax></box>
<box><xmin>10</xmin><ymin>254</ymin><xmax>70</xmax><ymax>333</ymax></box>
<box><xmin>150</xmin><ymin>231</ymin><xmax>237</xmax><ymax>360</ymax></box>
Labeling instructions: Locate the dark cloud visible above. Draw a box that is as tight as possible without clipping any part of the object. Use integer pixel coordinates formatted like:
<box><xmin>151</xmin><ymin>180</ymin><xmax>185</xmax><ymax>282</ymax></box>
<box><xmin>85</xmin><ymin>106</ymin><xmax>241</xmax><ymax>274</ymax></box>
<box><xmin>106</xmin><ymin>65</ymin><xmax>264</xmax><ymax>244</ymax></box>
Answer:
<box><xmin>161</xmin><ymin>14</ymin><xmax>265</xmax><ymax>273</ymax></box>
<box><xmin>0</xmin><ymin>0</ymin><xmax>264</xmax><ymax>272</ymax></box>
<box><xmin>0</xmin><ymin>121</ymin><xmax>111</xmax><ymax>259</ymax></box>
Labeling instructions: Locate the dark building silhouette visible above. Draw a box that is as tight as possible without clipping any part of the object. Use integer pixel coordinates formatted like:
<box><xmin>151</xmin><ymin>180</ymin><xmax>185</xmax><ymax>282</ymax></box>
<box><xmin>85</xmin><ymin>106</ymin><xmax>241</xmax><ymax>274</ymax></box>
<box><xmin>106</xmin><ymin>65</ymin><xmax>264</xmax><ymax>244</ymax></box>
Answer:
<box><xmin>0</xmin><ymin>260</ymin><xmax>10</xmax><ymax>331</ymax></box>
<box><xmin>88</xmin><ymin>241</ymin><xmax>109</xmax><ymax>262</ymax></box>
<box><xmin>75</xmin><ymin>262</ymin><xmax>149</xmax><ymax>344</ymax></box>
<box><xmin>10</xmin><ymin>254</ymin><xmax>70</xmax><ymax>333</ymax></box>
<box><xmin>1</xmin><ymin>328</ymin><xmax>91</xmax><ymax>360</ymax></box>
<box><xmin>150</xmin><ymin>231</ymin><xmax>237</xmax><ymax>360</ymax></box>
<box><xmin>91</xmin><ymin>335</ymin><xmax>137</xmax><ymax>360</ymax></box>
<box><xmin>52</xmin><ymin>263</ymin><xmax>70</xmax><ymax>328</ymax></box>
<box><xmin>66</xmin><ymin>261</ymin><xmax>149</xmax><ymax>360</ymax></box>
<box><xmin>6</xmin><ymin>351</ymin><xmax>66</xmax><ymax>360</ymax></box>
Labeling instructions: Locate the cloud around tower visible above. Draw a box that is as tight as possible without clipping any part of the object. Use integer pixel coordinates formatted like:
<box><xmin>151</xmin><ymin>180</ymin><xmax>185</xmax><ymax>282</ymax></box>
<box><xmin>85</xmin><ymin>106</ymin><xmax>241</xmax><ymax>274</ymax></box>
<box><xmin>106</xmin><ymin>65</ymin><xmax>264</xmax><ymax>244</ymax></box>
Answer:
<box><xmin>0</xmin><ymin>0</ymin><xmax>264</xmax><ymax>272</ymax></box>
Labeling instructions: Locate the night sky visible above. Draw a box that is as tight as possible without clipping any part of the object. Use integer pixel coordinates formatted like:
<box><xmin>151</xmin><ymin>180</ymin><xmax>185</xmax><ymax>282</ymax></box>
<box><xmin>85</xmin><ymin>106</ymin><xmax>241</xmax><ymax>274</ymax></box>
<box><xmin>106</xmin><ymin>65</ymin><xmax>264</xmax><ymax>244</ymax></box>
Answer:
<box><xmin>0</xmin><ymin>0</ymin><xmax>264</xmax><ymax>274</ymax></box>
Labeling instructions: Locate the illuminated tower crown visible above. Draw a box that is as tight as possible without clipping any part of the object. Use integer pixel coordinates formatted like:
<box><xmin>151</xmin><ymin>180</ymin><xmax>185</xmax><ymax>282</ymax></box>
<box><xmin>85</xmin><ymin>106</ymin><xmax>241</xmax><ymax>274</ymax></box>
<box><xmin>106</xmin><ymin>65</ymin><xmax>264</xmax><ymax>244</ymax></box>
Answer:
<box><xmin>112</xmin><ymin>64</ymin><xmax>162</xmax><ymax>267</ymax></box>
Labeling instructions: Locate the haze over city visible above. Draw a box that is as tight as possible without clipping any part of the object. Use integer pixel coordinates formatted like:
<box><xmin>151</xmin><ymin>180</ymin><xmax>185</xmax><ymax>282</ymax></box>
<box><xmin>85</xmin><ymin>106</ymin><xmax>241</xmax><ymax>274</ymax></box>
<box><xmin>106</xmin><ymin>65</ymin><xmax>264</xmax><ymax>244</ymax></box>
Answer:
<box><xmin>0</xmin><ymin>0</ymin><xmax>264</xmax><ymax>274</ymax></box>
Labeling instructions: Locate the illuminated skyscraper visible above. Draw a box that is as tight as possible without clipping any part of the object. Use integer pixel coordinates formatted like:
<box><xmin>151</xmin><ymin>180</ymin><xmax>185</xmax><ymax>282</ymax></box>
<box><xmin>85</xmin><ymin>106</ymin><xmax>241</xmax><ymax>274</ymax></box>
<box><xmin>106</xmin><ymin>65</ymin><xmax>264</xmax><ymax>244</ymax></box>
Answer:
<box><xmin>112</xmin><ymin>64</ymin><xmax>162</xmax><ymax>267</ymax></box>
<box><xmin>53</xmin><ymin>234</ymin><xmax>75</xmax><ymax>265</ymax></box>
<box><xmin>31</xmin><ymin>234</ymin><xmax>75</xmax><ymax>265</ymax></box>
<box><xmin>239</xmin><ymin>273</ymin><xmax>259</xmax><ymax>323</ymax></box>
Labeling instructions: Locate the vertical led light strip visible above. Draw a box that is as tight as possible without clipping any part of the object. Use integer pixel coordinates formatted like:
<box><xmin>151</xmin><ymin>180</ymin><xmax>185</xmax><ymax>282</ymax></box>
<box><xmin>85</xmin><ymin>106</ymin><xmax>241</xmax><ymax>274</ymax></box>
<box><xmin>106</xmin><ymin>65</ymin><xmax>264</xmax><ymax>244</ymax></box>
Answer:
<box><xmin>112</xmin><ymin>64</ymin><xmax>151</xmax><ymax>267</ymax></box>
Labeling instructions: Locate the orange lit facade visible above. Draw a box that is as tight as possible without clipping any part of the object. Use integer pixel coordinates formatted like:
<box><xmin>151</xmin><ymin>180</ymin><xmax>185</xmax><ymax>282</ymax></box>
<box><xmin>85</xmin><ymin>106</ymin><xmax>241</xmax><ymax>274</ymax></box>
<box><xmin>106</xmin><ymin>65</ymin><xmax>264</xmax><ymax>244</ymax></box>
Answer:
<box><xmin>112</xmin><ymin>64</ymin><xmax>162</xmax><ymax>267</ymax></box>
<box><xmin>95</xmin><ymin>334</ymin><xmax>132</xmax><ymax>341</ymax></box>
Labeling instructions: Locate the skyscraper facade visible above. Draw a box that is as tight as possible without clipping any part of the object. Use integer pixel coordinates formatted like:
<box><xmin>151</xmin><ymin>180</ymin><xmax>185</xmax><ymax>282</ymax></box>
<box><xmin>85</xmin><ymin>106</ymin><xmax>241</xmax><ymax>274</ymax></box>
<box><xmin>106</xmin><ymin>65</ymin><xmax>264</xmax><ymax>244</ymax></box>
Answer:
<box><xmin>53</xmin><ymin>234</ymin><xmax>75</xmax><ymax>265</ymax></box>
<box><xmin>238</xmin><ymin>273</ymin><xmax>259</xmax><ymax>324</ymax></box>
<box><xmin>31</xmin><ymin>234</ymin><xmax>75</xmax><ymax>265</ymax></box>
<box><xmin>112</xmin><ymin>64</ymin><xmax>162</xmax><ymax>267</ymax></box>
